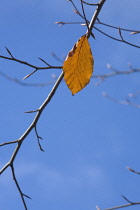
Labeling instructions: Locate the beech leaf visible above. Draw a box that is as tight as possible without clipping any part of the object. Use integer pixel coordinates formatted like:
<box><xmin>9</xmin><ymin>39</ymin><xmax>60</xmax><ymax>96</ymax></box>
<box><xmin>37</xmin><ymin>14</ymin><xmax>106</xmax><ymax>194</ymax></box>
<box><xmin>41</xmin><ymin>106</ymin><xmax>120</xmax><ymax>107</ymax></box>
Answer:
<box><xmin>62</xmin><ymin>34</ymin><xmax>94</xmax><ymax>95</ymax></box>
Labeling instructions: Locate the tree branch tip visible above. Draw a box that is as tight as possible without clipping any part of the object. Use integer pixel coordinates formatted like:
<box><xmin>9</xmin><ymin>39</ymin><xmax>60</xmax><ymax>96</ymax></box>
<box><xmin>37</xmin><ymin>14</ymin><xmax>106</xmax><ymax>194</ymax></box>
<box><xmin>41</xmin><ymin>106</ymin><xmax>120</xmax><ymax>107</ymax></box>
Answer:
<box><xmin>38</xmin><ymin>57</ymin><xmax>51</xmax><ymax>66</ymax></box>
<box><xmin>5</xmin><ymin>47</ymin><xmax>14</xmax><ymax>58</ymax></box>
<box><xmin>22</xmin><ymin>74</ymin><xmax>31</xmax><ymax>80</ymax></box>
<box><xmin>23</xmin><ymin>194</ymin><xmax>32</xmax><ymax>199</ymax></box>
<box><xmin>126</xmin><ymin>166</ymin><xmax>134</xmax><ymax>172</ymax></box>
<box><xmin>126</xmin><ymin>166</ymin><xmax>131</xmax><ymax>170</ymax></box>
<box><xmin>40</xmin><ymin>148</ymin><xmax>45</xmax><ymax>152</ymax></box>
<box><xmin>22</xmin><ymin>76</ymin><xmax>28</xmax><ymax>80</ymax></box>
<box><xmin>0</xmin><ymin>140</ymin><xmax>19</xmax><ymax>146</ymax></box>
<box><xmin>55</xmin><ymin>21</ymin><xmax>64</xmax><ymax>26</ymax></box>
<box><xmin>129</xmin><ymin>31</ymin><xmax>140</xmax><ymax>35</ymax></box>
<box><xmin>121</xmin><ymin>195</ymin><xmax>132</xmax><ymax>203</ymax></box>
<box><xmin>24</xmin><ymin>109</ymin><xmax>39</xmax><ymax>113</ymax></box>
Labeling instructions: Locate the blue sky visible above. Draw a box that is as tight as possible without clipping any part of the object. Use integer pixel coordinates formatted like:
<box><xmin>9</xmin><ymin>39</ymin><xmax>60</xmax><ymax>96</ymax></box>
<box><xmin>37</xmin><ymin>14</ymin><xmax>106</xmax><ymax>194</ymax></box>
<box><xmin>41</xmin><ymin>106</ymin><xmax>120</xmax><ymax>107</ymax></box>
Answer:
<box><xmin>0</xmin><ymin>0</ymin><xmax>140</xmax><ymax>210</ymax></box>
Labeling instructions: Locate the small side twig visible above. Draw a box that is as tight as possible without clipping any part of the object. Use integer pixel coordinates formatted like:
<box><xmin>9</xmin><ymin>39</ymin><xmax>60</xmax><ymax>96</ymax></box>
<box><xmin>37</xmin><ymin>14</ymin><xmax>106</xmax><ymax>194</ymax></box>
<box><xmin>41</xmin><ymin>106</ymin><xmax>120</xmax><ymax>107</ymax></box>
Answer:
<box><xmin>96</xmin><ymin>196</ymin><xmax>140</xmax><ymax>210</ymax></box>
<box><xmin>121</xmin><ymin>195</ymin><xmax>133</xmax><ymax>204</ymax></box>
<box><xmin>94</xmin><ymin>26</ymin><xmax>140</xmax><ymax>48</ymax></box>
<box><xmin>0</xmin><ymin>139</ymin><xmax>19</xmax><ymax>147</ymax></box>
<box><xmin>34</xmin><ymin>126</ymin><xmax>44</xmax><ymax>152</ymax></box>
<box><xmin>38</xmin><ymin>57</ymin><xmax>51</xmax><ymax>67</ymax></box>
<box><xmin>5</xmin><ymin>47</ymin><xmax>14</xmax><ymax>59</ymax></box>
<box><xmin>0</xmin><ymin>50</ymin><xmax>62</xmax><ymax>76</ymax></box>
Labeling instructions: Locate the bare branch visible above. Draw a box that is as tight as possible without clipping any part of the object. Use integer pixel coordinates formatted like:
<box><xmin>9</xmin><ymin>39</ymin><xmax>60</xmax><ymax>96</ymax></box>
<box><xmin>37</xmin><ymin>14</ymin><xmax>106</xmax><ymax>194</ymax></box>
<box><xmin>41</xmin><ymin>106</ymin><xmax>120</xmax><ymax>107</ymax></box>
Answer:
<box><xmin>0</xmin><ymin>52</ymin><xmax>62</xmax><ymax>71</ymax></box>
<box><xmin>96</xmin><ymin>20</ymin><xmax>140</xmax><ymax>33</ymax></box>
<box><xmin>0</xmin><ymin>139</ymin><xmax>19</xmax><ymax>147</ymax></box>
<box><xmin>4</xmin><ymin>1</ymin><xmax>135</xmax><ymax>209</ymax></box>
<box><xmin>0</xmin><ymin>71</ymin><xmax>64</xmax><ymax>208</ymax></box>
<box><xmin>94</xmin><ymin>26</ymin><xmax>140</xmax><ymax>48</ymax></box>
<box><xmin>55</xmin><ymin>20</ymin><xmax>140</xmax><ymax>35</ymax></box>
<box><xmin>38</xmin><ymin>57</ymin><xmax>51</xmax><ymax>67</ymax></box>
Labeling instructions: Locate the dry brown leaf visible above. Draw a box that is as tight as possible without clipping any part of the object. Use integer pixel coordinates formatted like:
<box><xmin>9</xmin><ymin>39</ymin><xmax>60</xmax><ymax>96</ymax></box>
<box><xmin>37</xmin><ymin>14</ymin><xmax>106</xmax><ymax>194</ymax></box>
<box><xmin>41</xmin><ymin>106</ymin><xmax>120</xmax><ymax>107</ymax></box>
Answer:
<box><xmin>62</xmin><ymin>34</ymin><xmax>94</xmax><ymax>95</ymax></box>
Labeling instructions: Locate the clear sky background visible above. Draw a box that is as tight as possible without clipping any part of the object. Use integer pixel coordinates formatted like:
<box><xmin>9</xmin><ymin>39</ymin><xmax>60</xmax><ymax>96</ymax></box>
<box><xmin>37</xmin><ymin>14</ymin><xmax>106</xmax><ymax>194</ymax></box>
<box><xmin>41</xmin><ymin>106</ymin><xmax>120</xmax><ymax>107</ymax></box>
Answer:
<box><xmin>0</xmin><ymin>0</ymin><xmax>140</xmax><ymax>210</ymax></box>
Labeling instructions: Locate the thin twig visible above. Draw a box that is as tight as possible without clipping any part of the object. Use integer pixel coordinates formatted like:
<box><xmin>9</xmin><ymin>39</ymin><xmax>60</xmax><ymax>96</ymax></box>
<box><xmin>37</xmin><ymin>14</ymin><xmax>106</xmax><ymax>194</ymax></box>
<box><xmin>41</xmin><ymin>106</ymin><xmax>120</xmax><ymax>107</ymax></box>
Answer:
<box><xmin>0</xmin><ymin>139</ymin><xmax>19</xmax><ymax>146</ymax></box>
<box><xmin>0</xmin><ymin>54</ymin><xmax>62</xmax><ymax>70</ymax></box>
<box><xmin>97</xmin><ymin>201</ymin><xmax>140</xmax><ymax>210</ymax></box>
<box><xmin>55</xmin><ymin>20</ymin><xmax>140</xmax><ymax>34</ymax></box>
<box><xmin>102</xmin><ymin>92</ymin><xmax>140</xmax><ymax>109</ymax></box>
<box><xmin>80</xmin><ymin>0</ymin><xmax>89</xmax><ymax>31</ymax></box>
<box><xmin>22</xmin><ymin>69</ymin><xmax>38</xmax><ymax>80</ymax></box>
<box><xmin>121</xmin><ymin>195</ymin><xmax>132</xmax><ymax>204</ymax></box>
<box><xmin>82</xmin><ymin>1</ymin><xmax>99</xmax><ymax>6</ymax></box>
<box><xmin>96</xmin><ymin>20</ymin><xmax>140</xmax><ymax>33</ymax></box>
<box><xmin>94</xmin><ymin>26</ymin><xmax>140</xmax><ymax>48</ymax></box>
<box><xmin>34</xmin><ymin>126</ymin><xmax>44</xmax><ymax>152</ymax></box>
